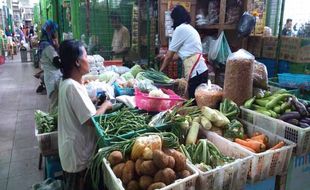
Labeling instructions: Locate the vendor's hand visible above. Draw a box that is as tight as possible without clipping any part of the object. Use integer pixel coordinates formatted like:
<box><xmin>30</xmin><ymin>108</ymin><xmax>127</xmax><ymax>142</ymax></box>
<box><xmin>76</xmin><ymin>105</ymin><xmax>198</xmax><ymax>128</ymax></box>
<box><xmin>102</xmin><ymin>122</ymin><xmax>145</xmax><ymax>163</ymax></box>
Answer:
<box><xmin>101</xmin><ymin>100</ymin><xmax>113</xmax><ymax>110</ymax></box>
<box><xmin>156</xmin><ymin>54</ymin><xmax>165</xmax><ymax>61</ymax></box>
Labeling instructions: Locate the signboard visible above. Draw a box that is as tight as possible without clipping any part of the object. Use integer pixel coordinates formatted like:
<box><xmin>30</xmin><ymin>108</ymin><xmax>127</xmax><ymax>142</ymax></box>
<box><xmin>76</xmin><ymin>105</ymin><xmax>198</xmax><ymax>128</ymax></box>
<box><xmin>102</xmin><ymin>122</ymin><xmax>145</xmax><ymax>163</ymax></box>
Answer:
<box><xmin>168</xmin><ymin>0</ymin><xmax>191</xmax><ymax>12</ymax></box>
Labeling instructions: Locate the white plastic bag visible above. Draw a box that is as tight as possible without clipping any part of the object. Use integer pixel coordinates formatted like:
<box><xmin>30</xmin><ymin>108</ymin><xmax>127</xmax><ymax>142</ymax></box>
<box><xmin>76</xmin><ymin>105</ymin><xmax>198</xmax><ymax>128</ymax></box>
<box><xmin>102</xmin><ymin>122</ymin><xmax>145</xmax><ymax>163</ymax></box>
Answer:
<box><xmin>208</xmin><ymin>32</ymin><xmax>232</xmax><ymax>64</ymax></box>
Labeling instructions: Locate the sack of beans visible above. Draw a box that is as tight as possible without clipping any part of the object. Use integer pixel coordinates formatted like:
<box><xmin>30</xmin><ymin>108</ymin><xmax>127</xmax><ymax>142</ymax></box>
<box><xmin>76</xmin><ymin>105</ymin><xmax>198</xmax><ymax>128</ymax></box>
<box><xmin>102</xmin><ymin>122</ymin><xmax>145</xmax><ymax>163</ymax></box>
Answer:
<box><xmin>223</xmin><ymin>49</ymin><xmax>254</xmax><ymax>106</ymax></box>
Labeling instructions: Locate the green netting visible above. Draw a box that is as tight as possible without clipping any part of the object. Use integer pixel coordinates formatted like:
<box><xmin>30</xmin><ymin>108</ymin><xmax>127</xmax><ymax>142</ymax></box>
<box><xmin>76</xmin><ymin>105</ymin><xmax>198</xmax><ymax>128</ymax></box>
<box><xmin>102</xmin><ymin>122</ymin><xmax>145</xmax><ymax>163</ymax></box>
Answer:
<box><xmin>70</xmin><ymin>0</ymin><xmax>158</xmax><ymax>63</ymax></box>
<box><xmin>74</xmin><ymin>0</ymin><xmax>134</xmax><ymax>59</ymax></box>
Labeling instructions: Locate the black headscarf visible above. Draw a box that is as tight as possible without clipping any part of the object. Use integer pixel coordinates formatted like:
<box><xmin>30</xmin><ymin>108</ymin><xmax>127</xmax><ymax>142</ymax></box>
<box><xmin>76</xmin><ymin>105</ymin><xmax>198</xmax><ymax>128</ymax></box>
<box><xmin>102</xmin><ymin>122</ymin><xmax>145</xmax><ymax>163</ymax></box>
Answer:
<box><xmin>171</xmin><ymin>5</ymin><xmax>191</xmax><ymax>29</ymax></box>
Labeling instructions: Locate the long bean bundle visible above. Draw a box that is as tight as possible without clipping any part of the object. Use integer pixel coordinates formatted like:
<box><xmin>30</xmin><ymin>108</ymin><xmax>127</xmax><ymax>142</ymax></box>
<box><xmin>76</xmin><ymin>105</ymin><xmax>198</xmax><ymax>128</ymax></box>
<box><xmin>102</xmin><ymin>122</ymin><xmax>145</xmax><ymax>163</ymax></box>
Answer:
<box><xmin>99</xmin><ymin>108</ymin><xmax>150</xmax><ymax>138</ymax></box>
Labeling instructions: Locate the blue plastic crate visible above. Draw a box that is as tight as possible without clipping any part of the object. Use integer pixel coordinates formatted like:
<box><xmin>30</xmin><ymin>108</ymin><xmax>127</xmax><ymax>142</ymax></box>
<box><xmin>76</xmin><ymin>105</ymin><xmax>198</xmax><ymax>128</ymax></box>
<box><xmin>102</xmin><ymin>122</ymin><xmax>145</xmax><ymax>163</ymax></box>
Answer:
<box><xmin>245</xmin><ymin>177</ymin><xmax>275</xmax><ymax>190</ymax></box>
<box><xmin>114</xmin><ymin>83</ymin><xmax>134</xmax><ymax>96</ymax></box>
<box><xmin>256</xmin><ymin>59</ymin><xmax>289</xmax><ymax>78</ymax></box>
<box><xmin>278</xmin><ymin>73</ymin><xmax>310</xmax><ymax>90</ymax></box>
<box><xmin>45</xmin><ymin>155</ymin><xmax>63</xmax><ymax>179</ymax></box>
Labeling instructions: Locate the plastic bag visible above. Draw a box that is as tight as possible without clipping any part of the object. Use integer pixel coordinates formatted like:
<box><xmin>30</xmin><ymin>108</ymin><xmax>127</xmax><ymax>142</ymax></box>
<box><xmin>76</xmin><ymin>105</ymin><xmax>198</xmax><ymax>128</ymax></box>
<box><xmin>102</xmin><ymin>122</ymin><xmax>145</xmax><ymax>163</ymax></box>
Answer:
<box><xmin>224</xmin><ymin>49</ymin><xmax>254</xmax><ymax>106</ymax></box>
<box><xmin>205</xmin><ymin>0</ymin><xmax>220</xmax><ymax>25</ymax></box>
<box><xmin>202</xmin><ymin>36</ymin><xmax>216</xmax><ymax>54</ymax></box>
<box><xmin>105</xmin><ymin>65</ymin><xmax>130</xmax><ymax>75</ymax></box>
<box><xmin>237</xmin><ymin>12</ymin><xmax>256</xmax><ymax>37</ymax></box>
<box><xmin>226</xmin><ymin>6</ymin><xmax>241</xmax><ymax>24</ymax></box>
<box><xmin>32</xmin><ymin>178</ymin><xmax>64</xmax><ymax>190</ymax></box>
<box><xmin>135</xmin><ymin>80</ymin><xmax>157</xmax><ymax>93</ymax></box>
<box><xmin>195</xmin><ymin>80</ymin><xmax>223</xmax><ymax>108</ymax></box>
<box><xmin>263</xmin><ymin>26</ymin><xmax>272</xmax><ymax>36</ymax></box>
<box><xmin>208</xmin><ymin>32</ymin><xmax>232</xmax><ymax>64</ymax></box>
<box><xmin>98</xmin><ymin>71</ymin><xmax>119</xmax><ymax>84</ymax></box>
<box><xmin>253</xmin><ymin>60</ymin><xmax>268</xmax><ymax>89</ymax></box>
<box><xmin>85</xmin><ymin>81</ymin><xmax>115</xmax><ymax>99</ymax></box>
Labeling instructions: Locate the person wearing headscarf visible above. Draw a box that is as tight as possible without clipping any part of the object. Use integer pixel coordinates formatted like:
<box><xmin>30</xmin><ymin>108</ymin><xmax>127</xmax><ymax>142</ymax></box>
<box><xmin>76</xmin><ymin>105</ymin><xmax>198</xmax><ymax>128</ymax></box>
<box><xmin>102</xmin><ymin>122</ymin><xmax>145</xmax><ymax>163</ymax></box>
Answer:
<box><xmin>160</xmin><ymin>5</ymin><xmax>208</xmax><ymax>101</ymax></box>
<box><xmin>39</xmin><ymin>20</ymin><xmax>62</xmax><ymax>113</ymax></box>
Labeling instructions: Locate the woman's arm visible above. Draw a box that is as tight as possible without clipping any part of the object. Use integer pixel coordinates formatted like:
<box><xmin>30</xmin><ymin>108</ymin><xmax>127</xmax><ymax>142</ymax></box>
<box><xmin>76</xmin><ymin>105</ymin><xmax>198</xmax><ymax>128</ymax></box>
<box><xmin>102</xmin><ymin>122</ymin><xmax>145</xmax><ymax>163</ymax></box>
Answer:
<box><xmin>84</xmin><ymin>100</ymin><xmax>112</xmax><ymax>127</ymax></box>
<box><xmin>160</xmin><ymin>50</ymin><xmax>176</xmax><ymax>72</ymax></box>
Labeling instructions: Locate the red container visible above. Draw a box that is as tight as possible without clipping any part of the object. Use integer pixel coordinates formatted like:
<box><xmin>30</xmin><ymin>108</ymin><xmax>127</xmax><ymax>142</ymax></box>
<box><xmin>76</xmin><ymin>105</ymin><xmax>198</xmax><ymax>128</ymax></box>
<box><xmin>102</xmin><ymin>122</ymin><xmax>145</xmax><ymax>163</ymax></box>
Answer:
<box><xmin>0</xmin><ymin>56</ymin><xmax>5</xmax><ymax>65</ymax></box>
<box><xmin>135</xmin><ymin>88</ymin><xmax>184</xmax><ymax>112</ymax></box>
<box><xmin>104</xmin><ymin>60</ymin><xmax>123</xmax><ymax>67</ymax></box>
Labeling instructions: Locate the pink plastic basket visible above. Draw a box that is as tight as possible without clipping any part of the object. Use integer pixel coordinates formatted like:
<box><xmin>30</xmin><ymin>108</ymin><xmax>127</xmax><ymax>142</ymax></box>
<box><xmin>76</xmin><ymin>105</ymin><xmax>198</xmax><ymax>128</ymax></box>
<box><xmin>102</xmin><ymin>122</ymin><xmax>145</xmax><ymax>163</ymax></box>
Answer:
<box><xmin>135</xmin><ymin>88</ymin><xmax>184</xmax><ymax>112</ymax></box>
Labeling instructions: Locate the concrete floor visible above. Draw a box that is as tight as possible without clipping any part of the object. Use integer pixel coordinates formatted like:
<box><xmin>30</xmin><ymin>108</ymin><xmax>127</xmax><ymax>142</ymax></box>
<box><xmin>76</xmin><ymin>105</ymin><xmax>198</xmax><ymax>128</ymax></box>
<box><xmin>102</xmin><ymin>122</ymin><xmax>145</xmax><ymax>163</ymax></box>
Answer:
<box><xmin>0</xmin><ymin>53</ymin><xmax>48</xmax><ymax>190</ymax></box>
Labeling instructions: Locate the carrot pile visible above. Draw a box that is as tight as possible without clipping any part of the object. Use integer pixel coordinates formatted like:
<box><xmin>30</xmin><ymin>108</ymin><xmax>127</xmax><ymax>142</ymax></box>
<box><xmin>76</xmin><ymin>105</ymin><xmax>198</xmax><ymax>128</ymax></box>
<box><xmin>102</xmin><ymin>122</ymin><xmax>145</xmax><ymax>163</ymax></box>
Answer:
<box><xmin>235</xmin><ymin>132</ymin><xmax>285</xmax><ymax>153</ymax></box>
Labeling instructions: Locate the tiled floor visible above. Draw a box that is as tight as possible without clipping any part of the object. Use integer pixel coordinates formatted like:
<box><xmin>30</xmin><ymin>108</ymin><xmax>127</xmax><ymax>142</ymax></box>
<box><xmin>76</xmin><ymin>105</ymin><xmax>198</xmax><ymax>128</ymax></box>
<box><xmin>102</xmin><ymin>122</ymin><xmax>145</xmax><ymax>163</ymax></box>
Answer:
<box><xmin>0</xmin><ymin>53</ymin><xmax>48</xmax><ymax>190</ymax></box>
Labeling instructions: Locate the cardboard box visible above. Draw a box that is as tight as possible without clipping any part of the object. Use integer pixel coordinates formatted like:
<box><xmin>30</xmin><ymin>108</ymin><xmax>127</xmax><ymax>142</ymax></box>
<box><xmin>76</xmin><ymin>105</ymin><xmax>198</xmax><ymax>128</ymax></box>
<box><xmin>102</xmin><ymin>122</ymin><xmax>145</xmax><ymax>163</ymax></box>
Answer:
<box><xmin>262</xmin><ymin>37</ymin><xmax>278</xmax><ymax>59</ymax></box>
<box><xmin>297</xmin><ymin>38</ymin><xmax>310</xmax><ymax>63</ymax></box>
<box><xmin>247</xmin><ymin>36</ymin><xmax>263</xmax><ymax>58</ymax></box>
<box><xmin>280</xmin><ymin>37</ymin><xmax>300</xmax><ymax>62</ymax></box>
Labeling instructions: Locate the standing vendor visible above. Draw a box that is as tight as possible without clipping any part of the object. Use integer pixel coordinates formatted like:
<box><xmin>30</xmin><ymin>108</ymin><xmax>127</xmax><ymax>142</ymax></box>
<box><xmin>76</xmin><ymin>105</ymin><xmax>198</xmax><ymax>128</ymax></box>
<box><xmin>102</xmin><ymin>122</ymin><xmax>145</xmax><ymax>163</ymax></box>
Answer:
<box><xmin>39</xmin><ymin>20</ymin><xmax>61</xmax><ymax>113</ymax></box>
<box><xmin>56</xmin><ymin>40</ymin><xmax>112</xmax><ymax>190</ymax></box>
<box><xmin>160</xmin><ymin>5</ymin><xmax>208</xmax><ymax>99</ymax></box>
<box><xmin>110</xmin><ymin>11</ymin><xmax>130</xmax><ymax>60</ymax></box>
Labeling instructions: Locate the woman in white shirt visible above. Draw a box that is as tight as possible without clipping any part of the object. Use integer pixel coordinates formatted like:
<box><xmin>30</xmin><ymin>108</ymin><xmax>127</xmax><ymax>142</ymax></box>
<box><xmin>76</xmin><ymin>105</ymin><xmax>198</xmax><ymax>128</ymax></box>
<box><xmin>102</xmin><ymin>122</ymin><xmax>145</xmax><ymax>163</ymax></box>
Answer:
<box><xmin>56</xmin><ymin>40</ymin><xmax>112</xmax><ymax>190</ymax></box>
<box><xmin>160</xmin><ymin>5</ymin><xmax>208</xmax><ymax>100</ymax></box>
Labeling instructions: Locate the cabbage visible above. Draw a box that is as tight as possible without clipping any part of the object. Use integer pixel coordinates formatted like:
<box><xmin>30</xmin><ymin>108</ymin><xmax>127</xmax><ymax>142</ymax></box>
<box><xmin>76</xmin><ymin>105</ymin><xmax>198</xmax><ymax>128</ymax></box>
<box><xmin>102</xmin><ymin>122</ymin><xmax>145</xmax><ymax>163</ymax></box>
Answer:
<box><xmin>98</xmin><ymin>71</ymin><xmax>119</xmax><ymax>84</ymax></box>
<box><xmin>136</xmin><ymin>80</ymin><xmax>157</xmax><ymax>93</ymax></box>
<box><xmin>121</xmin><ymin>72</ymin><xmax>135</xmax><ymax>81</ymax></box>
<box><xmin>130</xmin><ymin>64</ymin><xmax>143</xmax><ymax>77</ymax></box>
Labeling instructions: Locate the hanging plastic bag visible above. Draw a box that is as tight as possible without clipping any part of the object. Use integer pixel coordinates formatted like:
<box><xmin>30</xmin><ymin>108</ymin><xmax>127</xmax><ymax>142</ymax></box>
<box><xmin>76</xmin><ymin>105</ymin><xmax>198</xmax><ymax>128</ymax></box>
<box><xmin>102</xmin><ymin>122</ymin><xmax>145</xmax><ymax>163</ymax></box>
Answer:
<box><xmin>208</xmin><ymin>31</ymin><xmax>232</xmax><ymax>64</ymax></box>
<box><xmin>237</xmin><ymin>12</ymin><xmax>256</xmax><ymax>37</ymax></box>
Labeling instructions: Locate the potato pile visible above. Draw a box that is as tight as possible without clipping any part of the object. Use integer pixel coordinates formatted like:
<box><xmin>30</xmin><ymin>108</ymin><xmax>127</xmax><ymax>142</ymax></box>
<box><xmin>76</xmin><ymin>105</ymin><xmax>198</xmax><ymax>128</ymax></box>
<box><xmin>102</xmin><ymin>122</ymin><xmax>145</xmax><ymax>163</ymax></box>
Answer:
<box><xmin>108</xmin><ymin>149</ymin><xmax>192</xmax><ymax>190</ymax></box>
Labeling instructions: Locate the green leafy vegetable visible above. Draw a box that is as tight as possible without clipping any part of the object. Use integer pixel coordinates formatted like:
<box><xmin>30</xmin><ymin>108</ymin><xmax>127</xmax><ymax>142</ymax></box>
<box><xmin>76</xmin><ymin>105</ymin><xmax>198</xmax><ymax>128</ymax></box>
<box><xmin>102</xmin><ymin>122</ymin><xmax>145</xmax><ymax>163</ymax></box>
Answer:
<box><xmin>34</xmin><ymin>110</ymin><xmax>57</xmax><ymax>134</ymax></box>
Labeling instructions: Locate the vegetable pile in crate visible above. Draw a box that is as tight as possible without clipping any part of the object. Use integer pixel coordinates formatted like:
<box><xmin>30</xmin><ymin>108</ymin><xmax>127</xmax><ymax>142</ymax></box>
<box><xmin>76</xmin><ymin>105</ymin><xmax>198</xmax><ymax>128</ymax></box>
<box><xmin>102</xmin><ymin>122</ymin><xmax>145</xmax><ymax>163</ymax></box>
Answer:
<box><xmin>34</xmin><ymin>110</ymin><xmax>58</xmax><ymax>155</ymax></box>
<box><xmin>244</xmin><ymin>89</ymin><xmax>310</xmax><ymax>127</ymax></box>
<box><xmin>89</xmin><ymin>132</ymin><xmax>199</xmax><ymax>190</ymax></box>
<box><xmin>242</xmin><ymin>89</ymin><xmax>310</xmax><ymax>155</ymax></box>
<box><xmin>190</xmin><ymin>133</ymin><xmax>252</xmax><ymax>190</ymax></box>
<box><xmin>135</xmin><ymin>88</ymin><xmax>183</xmax><ymax>112</ymax></box>
<box><xmin>92</xmin><ymin>108</ymin><xmax>167</xmax><ymax>147</ymax></box>
<box><xmin>215</xmin><ymin>120</ymin><xmax>295</xmax><ymax>183</ymax></box>
<box><xmin>164</xmin><ymin>101</ymin><xmax>252</xmax><ymax>190</ymax></box>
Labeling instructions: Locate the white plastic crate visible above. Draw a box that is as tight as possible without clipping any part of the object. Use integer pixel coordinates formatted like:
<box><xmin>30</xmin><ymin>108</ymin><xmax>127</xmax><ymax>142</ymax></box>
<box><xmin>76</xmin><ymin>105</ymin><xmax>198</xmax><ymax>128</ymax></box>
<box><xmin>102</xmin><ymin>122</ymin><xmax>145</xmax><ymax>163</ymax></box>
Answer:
<box><xmin>240</xmin><ymin>106</ymin><xmax>310</xmax><ymax>155</ymax></box>
<box><xmin>103</xmin><ymin>158</ymin><xmax>199</xmax><ymax>190</ymax></box>
<box><xmin>217</xmin><ymin>120</ymin><xmax>295</xmax><ymax>183</ymax></box>
<box><xmin>35</xmin><ymin>128</ymin><xmax>58</xmax><ymax>156</ymax></box>
<box><xmin>196</xmin><ymin>132</ymin><xmax>252</xmax><ymax>190</ymax></box>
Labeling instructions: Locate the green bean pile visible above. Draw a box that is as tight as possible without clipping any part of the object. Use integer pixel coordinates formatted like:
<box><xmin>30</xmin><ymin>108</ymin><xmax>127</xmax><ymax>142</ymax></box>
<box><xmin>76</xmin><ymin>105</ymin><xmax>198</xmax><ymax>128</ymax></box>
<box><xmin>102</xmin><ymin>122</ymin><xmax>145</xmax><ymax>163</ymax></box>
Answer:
<box><xmin>99</xmin><ymin>108</ymin><xmax>150</xmax><ymax>138</ymax></box>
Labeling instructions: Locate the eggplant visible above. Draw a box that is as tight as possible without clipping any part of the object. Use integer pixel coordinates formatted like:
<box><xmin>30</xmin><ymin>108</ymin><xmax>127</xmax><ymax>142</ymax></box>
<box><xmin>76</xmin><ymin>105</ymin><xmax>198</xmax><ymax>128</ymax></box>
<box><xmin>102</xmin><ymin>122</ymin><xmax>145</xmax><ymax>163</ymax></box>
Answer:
<box><xmin>299</xmin><ymin>122</ymin><xmax>310</xmax><ymax>129</ymax></box>
<box><xmin>279</xmin><ymin>111</ymin><xmax>301</xmax><ymax>121</ymax></box>
<box><xmin>300</xmin><ymin>117</ymin><xmax>310</xmax><ymax>125</ymax></box>
<box><xmin>298</xmin><ymin>99</ymin><xmax>310</xmax><ymax>107</ymax></box>
<box><xmin>286</xmin><ymin>119</ymin><xmax>300</xmax><ymax>126</ymax></box>
<box><xmin>291</xmin><ymin>97</ymin><xmax>309</xmax><ymax>117</ymax></box>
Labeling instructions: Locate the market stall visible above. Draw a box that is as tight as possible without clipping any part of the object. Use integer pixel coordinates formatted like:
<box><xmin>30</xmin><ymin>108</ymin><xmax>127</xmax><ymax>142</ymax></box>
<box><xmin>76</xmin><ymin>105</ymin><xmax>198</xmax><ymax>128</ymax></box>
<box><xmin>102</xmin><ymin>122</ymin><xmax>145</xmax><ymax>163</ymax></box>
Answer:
<box><xmin>33</xmin><ymin>50</ymin><xmax>307</xmax><ymax>190</ymax></box>
<box><xmin>32</xmin><ymin>0</ymin><xmax>310</xmax><ymax>190</ymax></box>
